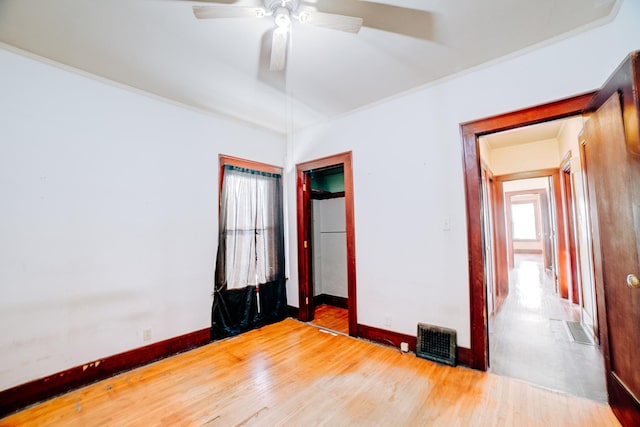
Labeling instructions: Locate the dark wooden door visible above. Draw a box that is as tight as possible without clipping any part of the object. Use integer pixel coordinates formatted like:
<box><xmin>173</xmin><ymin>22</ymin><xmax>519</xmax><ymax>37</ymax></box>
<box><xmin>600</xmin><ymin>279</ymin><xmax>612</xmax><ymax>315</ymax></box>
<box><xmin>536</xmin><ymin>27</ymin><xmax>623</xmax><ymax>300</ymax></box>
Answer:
<box><xmin>297</xmin><ymin>170</ymin><xmax>314</xmax><ymax>322</ymax></box>
<box><xmin>582</xmin><ymin>52</ymin><xmax>640</xmax><ymax>425</ymax></box>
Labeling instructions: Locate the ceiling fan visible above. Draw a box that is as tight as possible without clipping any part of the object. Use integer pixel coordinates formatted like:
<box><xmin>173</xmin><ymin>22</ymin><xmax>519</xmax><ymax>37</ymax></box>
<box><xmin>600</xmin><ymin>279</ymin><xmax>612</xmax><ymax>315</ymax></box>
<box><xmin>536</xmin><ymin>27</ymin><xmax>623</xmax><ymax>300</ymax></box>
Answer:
<box><xmin>193</xmin><ymin>0</ymin><xmax>364</xmax><ymax>71</ymax></box>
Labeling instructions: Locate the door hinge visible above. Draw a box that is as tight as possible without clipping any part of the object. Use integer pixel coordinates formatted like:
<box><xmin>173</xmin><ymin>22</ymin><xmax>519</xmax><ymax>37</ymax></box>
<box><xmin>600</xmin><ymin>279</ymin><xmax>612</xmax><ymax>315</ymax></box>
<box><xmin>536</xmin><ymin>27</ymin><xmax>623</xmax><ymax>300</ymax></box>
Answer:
<box><xmin>303</xmin><ymin>183</ymin><xmax>306</xmax><ymax>191</ymax></box>
<box><xmin>306</xmin><ymin>297</ymin><xmax>309</xmax><ymax>305</ymax></box>
<box><xmin>304</xmin><ymin>240</ymin><xmax>308</xmax><ymax>248</ymax></box>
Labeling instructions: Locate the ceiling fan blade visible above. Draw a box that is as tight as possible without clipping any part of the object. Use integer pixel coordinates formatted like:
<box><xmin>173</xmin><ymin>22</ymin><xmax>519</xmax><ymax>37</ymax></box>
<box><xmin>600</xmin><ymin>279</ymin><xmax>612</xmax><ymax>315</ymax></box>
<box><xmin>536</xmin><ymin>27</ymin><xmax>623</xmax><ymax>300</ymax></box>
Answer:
<box><xmin>270</xmin><ymin>28</ymin><xmax>289</xmax><ymax>71</ymax></box>
<box><xmin>185</xmin><ymin>0</ymin><xmax>240</xmax><ymax>4</ymax></box>
<box><xmin>304</xmin><ymin>0</ymin><xmax>433</xmax><ymax>40</ymax></box>
<box><xmin>258</xmin><ymin>29</ymin><xmax>286</xmax><ymax>90</ymax></box>
<box><xmin>193</xmin><ymin>0</ymin><xmax>240</xmax><ymax>3</ymax></box>
<box><xmin>192</xmin><ymin>5</ymin><xmax>265</xmax><ymax>19</ymax></box>
<box><xmin>298</xmin><ymin>11</ymin><xmax>362</xmax><ymax>33</ymax></box>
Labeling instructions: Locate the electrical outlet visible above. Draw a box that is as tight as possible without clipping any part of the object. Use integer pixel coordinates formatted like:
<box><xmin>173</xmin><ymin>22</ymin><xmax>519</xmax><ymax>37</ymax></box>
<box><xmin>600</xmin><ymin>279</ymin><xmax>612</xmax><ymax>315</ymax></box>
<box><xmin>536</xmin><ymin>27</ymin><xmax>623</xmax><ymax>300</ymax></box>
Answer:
<box><xmin>442</xmin><ymin>216</ymin><xmax>451</xmax><ymax>231</ymax></box>
<box><xmin>143</xmin><ymin>329</ymin><xmax>152</xmax><ymax>342</ymax></box>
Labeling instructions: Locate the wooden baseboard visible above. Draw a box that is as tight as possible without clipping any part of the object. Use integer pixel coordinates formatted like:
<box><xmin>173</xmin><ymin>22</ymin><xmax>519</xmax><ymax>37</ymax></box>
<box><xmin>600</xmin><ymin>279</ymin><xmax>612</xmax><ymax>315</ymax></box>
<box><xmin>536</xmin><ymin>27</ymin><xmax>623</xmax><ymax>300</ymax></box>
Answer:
<box><xmin>313</xmin><ymin>294</ymin><xmax>348</xmax><ymax>309</ymax></box>
<box><xmin>457</xmin><ymin>346</ymin><xmax>473</xmax><ymax>367</ymax></box>
<box><xmin>357</xmin><ymin>323</ymin><xmax>472</xmax><ymax>367</ymax></box>
<box><xmin>1</xmin><ymin>321</ymin><xmax>474</xmax><ymax>418</ymax></box>
<box><xmin>608</xmin><ymin>372</ymin><xmax>640</xmax><ymax>425</ymax></box>
<box><xmin>358</xmin><ymin>323</ymin><xmax>417</xmax><ymax>351</ymax></box>
<box><xmin>287</xmin><ymin>305</ymin><xmax>299</xmax><ymax>319</ymax></box>
<box><xmin>0</xmin><ymin>328</ymin><xmax>210</xmax><ymax>418</ymax></box>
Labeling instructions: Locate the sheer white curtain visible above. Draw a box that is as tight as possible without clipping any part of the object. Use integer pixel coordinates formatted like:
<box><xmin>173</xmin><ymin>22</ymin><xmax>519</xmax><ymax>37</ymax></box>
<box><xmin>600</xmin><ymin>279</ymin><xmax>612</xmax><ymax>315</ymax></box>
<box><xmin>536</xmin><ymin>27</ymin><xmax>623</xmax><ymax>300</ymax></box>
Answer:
<box><xmin>216</xmin><ymin>166</ymin><xmax>283</xmax><ymax>290</ymax></box>
<box><xmin>212</xmin><ymin>163</ymin><xmax>286</xmax><ymax>339</ymax></box>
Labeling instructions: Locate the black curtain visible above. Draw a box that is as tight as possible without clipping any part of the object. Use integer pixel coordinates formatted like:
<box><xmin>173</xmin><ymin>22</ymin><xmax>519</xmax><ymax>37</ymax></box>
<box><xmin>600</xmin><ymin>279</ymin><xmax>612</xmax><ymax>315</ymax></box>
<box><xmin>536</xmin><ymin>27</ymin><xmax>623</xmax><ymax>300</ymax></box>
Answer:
<box><xmin>211</xmin><ymin>165</ymin><xmax>286</xmax><ymax>340</ymax></box>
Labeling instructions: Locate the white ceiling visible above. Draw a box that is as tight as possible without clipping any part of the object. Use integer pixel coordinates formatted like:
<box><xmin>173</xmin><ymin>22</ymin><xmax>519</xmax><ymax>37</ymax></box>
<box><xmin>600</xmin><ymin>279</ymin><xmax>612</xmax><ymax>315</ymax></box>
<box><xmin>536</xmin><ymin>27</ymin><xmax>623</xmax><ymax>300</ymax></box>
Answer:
<box><xmin>0</xmin><ymin>0</ymin><xmax>619</xmax><ymax>133</ymax></box>
<box><xmin>481</xmin><ymin>116</ymin><xmax>583</xmax><ymax>150</ymax></box>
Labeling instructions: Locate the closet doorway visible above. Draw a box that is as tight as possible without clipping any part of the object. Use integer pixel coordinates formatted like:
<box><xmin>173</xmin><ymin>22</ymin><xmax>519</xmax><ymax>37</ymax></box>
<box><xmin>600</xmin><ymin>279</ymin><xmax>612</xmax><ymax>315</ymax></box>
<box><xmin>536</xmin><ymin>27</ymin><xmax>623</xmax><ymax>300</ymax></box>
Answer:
<box><xmin>296</xmin><ymin>152</ymin><xmax>357</xmax><ymax>336</ymax></box>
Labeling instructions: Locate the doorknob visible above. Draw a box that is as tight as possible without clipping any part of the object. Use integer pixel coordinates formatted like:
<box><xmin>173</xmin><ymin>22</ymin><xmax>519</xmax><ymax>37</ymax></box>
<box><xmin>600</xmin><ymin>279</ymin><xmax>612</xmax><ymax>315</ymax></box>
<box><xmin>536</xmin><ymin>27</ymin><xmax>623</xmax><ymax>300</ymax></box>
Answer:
<box><xmin>627</xmin><ymin>274</ymin><xmax>640</xmax><ymax>288</ymax></box>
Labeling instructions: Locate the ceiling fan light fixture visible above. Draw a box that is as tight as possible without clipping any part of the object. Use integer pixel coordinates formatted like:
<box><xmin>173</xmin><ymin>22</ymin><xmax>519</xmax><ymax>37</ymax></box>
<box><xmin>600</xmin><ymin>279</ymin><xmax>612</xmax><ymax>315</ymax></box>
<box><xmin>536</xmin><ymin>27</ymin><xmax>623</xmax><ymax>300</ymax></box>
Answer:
<box><xmin>193</xmin><ymin>0</ymin><xmax>362</xmax><ymax>72</ymax></box>
<box><xmin>274</xmin><ymin>7</ymin><xmax>291</xmax><ymax>30</ymax></box>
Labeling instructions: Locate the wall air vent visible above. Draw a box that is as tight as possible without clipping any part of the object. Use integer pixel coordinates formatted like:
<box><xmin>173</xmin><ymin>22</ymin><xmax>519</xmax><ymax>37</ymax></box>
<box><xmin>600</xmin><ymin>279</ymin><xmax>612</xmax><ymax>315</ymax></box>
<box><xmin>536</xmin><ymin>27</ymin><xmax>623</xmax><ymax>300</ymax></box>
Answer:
<box><xmin>416</xmin><ymin>323</ymin><xmax>457</xmax><ymax>366</ymax></box>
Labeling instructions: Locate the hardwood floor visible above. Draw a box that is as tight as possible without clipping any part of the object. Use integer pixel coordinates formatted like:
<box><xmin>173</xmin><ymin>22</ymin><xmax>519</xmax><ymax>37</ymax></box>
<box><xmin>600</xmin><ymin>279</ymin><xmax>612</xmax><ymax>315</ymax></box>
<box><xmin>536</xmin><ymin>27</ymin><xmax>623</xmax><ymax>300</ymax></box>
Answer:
<box><xmin>311</xmin><ymin>304</ymin><xmax>349</xmax><ymax>334</ymax></box>
<box><xmin>1</xmin><ymin>319</ymin><xmax>619</xmax><ymax>426</ymax></box>
<box><xmin>490</xmin><ymin>254</ymin><xmax>607</xmax><ymax>402</ymax></box>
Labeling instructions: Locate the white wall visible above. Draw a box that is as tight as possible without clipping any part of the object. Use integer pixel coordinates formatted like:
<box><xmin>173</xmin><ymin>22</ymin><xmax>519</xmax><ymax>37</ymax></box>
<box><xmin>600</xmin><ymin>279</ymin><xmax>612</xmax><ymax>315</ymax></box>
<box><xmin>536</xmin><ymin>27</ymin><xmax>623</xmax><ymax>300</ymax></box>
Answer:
<box><xmin>557</xmin><ymin>117</ymin><xmax>585</xmax><ymax>159</ymax></box>
<box><xmin>490</xmin><ymin>139</ymin><xmax>560</xmax><ymax>175</ymax></box>
<box><xmin>503</xmin><ymin>178</ymin><xmax>549</xmax><ymax>193</ymax></box>
<box><xmin>286</xmin><ymin>0</ymin><xmax>640</xmax><ymax>348</ymax></box>
<box><xmin>478</xmin><ymin>138</ymin><xmax>493</xmax><ymax>171</ymax></box>
<box><xmin>312</xmin><ymin>198</ymin><xmax>348</xmax><ymax>298</ymax></box>
<box><xmin>0</xmin><ymin>48</ymin><xmax>284</xmax><ymax>390</ymax></box>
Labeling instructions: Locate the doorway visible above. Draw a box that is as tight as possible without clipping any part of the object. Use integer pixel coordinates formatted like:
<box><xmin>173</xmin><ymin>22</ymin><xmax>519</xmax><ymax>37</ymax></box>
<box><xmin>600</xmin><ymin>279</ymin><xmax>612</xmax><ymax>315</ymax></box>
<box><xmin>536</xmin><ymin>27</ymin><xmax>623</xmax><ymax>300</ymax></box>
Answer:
<box><xmin>463</xmin><ymin>96</ymin><xmax>607</xmax><ymax>401</ymax></box>
<box><xmin>463</xmin><ymin>53</ymin><xmax>640</xmax><ymax>423</ymax></box>
<box><xmin>308</xmin><ymin>164</ymin><xmax>349</xmax><ymax>334</ymax></box>
<box><xmin>461</xmin><ymin>92</ymin><xmax>594</xmax><ymax>371</ymax></box>
<box><xmin>295</xmin><ymin>152</ymin><xmax>357</xmax><ymax>336</ymax></box>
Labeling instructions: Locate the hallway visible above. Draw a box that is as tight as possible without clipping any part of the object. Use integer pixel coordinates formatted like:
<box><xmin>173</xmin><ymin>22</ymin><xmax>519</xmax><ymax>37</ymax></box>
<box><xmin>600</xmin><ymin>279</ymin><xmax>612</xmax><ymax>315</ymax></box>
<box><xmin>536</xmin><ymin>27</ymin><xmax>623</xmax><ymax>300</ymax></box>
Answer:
<box><xmin>489</xmin><ymin>254</ymin><xmax>607</xmax><ymax>402</ymax></box>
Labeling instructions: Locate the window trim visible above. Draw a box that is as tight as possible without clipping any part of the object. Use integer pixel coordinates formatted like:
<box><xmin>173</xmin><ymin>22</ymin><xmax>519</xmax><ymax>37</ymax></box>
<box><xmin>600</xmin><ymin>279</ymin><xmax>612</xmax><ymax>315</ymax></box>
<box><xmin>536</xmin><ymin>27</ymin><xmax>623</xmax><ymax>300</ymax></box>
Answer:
<box><xmin>218</xmin><ymin>154</ymin><xmax>283</xmax><ymax>202</ymax></box>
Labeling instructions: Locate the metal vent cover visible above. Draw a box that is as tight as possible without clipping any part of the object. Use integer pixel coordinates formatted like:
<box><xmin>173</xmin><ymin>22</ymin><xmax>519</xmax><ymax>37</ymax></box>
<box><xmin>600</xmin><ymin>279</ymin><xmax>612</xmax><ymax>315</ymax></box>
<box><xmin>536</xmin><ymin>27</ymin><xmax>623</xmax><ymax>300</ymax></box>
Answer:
<box><xmin>416</xmin><ymin>323</ymin><xmax>457</xmax><ymax>366</ymax></box>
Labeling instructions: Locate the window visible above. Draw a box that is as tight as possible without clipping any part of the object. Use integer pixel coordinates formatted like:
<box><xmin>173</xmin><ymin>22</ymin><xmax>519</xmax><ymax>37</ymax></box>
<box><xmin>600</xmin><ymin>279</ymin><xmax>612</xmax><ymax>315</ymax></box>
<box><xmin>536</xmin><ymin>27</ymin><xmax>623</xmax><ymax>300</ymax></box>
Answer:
<box><xmin>511</xmin><ymin>202</ymin><xmax>538</xmax><ymax>240</ymax></box>
<box><xmin>211</xmin><ymin>155</ymin><xmax>286</xmax><ymax>339</ymax></box>
<box><xmin>218</xmin><ymin>164</ymin><xmax>283</xmax><ymax>289</ymax></box>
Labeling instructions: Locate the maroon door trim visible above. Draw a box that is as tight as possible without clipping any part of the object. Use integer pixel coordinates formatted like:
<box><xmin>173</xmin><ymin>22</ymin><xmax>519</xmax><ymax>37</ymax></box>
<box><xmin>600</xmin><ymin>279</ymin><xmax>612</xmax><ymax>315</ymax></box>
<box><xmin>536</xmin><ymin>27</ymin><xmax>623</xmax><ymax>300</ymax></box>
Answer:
<box><xmin>460</xmin><ymin>92</ymin><xmax>595</xmax><ymax>370</ymax></box>
<box><xmin>295</xmin><ymin>152</ymin><xmax>358</xmax><ymax>336</ymax></box>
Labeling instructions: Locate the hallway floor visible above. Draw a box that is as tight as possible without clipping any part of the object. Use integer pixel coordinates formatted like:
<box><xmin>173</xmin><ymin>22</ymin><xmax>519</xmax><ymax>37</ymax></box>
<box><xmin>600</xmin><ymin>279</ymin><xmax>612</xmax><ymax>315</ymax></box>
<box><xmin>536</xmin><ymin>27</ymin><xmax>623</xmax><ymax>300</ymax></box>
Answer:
<box><xmin>489</xmin><ymin>254</ymin><xmax>607</xmax><ymax>402</ymax></box>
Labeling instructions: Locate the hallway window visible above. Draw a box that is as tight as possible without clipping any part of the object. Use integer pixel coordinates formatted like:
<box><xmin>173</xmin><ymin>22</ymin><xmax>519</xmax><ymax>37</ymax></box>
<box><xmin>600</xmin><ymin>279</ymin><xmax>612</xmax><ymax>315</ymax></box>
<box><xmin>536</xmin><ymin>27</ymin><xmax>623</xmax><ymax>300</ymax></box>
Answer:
<box><xmin>511</xmin><ymin>202</ymin><xmax>538</xmax><ymax>240</ymax></box>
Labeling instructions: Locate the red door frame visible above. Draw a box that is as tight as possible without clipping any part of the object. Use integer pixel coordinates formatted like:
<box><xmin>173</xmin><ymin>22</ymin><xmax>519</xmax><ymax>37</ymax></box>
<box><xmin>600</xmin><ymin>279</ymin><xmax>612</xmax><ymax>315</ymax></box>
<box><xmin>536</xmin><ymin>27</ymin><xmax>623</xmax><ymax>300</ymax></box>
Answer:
<box><xmin>295</xmin><ymin>151</ymin><xmax>358</xmax><ymax>336</ymax></box>
<box><xmin>460</xmin><ymin>92</ymin><xmax>595</xmax><ymax>370</ymax></box>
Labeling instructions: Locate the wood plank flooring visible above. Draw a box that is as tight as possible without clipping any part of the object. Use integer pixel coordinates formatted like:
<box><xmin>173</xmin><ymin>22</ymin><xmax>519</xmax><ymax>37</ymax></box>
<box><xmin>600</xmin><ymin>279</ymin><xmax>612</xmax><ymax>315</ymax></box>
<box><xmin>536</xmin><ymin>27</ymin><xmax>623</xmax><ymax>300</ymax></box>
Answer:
<box><xmin>311</xmin><ymin>304</ymin><xmax>349</xmax><ymax>335</ymax></box>
<box><xmin>0</xmin><ymin>319</ymin><xmax>620</xmax><ymax>426</ymax></box>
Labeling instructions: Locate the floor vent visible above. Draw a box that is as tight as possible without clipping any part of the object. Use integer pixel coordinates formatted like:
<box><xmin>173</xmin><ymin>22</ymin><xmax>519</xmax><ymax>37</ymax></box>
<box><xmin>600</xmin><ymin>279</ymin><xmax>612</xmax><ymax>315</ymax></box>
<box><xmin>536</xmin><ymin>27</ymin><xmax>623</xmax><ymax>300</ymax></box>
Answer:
<box><xmin>564</xmin><ymin>320</ymin><xmax>596</xmax><ymax>345</ymax></box>
<box><xmin>416</xmin><ymin>323</ymin><xmax>457</xmax><ymax>366</ymax></box>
